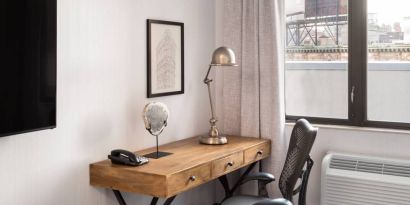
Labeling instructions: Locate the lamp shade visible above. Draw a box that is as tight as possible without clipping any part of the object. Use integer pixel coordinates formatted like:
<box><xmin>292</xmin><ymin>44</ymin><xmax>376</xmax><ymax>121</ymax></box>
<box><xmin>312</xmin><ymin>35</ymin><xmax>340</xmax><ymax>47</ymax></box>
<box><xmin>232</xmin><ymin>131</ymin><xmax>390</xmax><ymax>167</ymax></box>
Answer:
<box><xmin>210</xmin><ymin>47</ymin><xmax>238</xmax><ymax>66</ymax></box>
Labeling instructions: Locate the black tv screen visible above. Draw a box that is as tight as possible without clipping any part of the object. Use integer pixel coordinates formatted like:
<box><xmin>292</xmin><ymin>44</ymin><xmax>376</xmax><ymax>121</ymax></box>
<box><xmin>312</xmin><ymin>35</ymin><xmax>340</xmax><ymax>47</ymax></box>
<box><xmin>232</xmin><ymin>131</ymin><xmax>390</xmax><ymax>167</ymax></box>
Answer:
<box><xmin>0</xmin><ymin>0</ymin><xmax>56</xmax><ymax>137</ymax></box>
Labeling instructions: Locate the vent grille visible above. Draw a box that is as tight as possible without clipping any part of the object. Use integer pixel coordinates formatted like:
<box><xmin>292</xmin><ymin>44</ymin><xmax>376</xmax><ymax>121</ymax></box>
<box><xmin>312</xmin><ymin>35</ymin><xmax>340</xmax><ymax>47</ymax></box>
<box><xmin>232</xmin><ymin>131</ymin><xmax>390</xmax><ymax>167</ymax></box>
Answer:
<box><xmin>329</xmin><ymin>156</ymin><xmax>410</xmax><ymax>177</ymax></box>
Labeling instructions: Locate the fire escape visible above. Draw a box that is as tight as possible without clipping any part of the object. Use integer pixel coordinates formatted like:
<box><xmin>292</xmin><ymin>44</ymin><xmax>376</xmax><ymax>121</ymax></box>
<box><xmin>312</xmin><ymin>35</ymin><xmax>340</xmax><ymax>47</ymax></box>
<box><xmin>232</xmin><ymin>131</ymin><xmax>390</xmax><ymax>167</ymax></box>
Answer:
<box><xmin>286</xmin><ymin>0</ymin><xmax>348</xmax><ymax>47</ymax></box>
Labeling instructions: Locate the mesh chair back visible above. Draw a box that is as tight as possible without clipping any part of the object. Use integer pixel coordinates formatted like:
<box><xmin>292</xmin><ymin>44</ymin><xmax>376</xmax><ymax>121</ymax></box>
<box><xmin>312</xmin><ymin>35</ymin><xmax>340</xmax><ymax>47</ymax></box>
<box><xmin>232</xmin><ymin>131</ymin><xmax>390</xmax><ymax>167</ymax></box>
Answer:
<box><xmin>278</xmin><ymin>119</ymin><xmax>317</xmax><ymax>201</ymax></box>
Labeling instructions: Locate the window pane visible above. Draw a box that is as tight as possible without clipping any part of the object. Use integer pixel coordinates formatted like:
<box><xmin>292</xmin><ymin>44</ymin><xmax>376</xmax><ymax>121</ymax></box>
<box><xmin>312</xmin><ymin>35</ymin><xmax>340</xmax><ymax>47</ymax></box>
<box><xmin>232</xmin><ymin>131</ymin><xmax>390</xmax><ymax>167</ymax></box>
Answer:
<box><xmin>367</xmin><ymin>0</ymin><xmax>410</xmax><ymax>123</ymax></box>
<box><xmin>285</xmin><ymin>0</ymin><xmax>348</xmax><ymax>118</ymax></box>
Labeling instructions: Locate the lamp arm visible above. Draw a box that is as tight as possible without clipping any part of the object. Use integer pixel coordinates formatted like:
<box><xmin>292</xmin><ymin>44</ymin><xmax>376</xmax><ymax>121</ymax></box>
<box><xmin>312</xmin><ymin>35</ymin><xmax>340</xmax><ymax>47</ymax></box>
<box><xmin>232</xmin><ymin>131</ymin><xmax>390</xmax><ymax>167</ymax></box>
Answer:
<box><xmin>207</xmin><ymin>78</ymin><xmax>216</xmax><ymax>120</ymax></box>
<box><xmin>203</xmin><ymin>65</ymin><xmax>216</xmax><ymax>120</ymax></box>
<box><xmin>204</xmin><ymin>65</ymin><xmax>213</xmax><ymax>84</ymax></box>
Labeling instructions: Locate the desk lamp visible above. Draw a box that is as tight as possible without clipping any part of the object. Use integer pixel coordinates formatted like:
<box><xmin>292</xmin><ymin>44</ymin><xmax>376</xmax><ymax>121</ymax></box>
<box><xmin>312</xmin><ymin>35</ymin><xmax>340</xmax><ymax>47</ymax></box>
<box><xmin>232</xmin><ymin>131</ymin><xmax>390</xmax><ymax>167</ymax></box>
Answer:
<box><xmin>200</xmin><ymin>47</ymin><xmax>238</xmax><ymax>145</ymax></box>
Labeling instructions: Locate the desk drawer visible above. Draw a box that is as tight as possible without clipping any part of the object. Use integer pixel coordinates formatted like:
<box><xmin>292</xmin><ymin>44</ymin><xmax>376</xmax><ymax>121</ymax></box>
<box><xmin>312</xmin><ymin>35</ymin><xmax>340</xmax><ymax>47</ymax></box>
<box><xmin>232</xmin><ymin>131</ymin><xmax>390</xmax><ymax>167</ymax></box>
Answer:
<box><xmin>212</xmin><ymin>151</ymin><xmax>244</xmax><ymax>177</ymax></box>
<box><xmin>244</xmin><ymin>142</ymin><xmax>270</xmax><ymax>164</ymax></box>
<box><xmin>167</xmin><ymin>162</ymin><xmax>211</xmax><ymax>196</ymax></box>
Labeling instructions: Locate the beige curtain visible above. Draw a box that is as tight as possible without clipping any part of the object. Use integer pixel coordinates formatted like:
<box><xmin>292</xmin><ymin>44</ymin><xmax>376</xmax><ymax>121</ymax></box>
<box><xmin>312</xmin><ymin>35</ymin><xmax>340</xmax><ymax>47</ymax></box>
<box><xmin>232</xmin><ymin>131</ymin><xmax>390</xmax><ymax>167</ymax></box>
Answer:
<box><xmin>217</xmin><ymin>0</ymin><xmax>286</xmax><ymax>197</ymax></box>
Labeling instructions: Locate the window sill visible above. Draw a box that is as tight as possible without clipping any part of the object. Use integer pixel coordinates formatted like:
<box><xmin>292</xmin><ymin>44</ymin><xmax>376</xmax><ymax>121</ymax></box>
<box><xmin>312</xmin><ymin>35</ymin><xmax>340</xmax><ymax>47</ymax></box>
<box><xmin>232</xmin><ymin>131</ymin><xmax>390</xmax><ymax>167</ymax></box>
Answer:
<box><xmin>285</xmin><ymin>122</ymin><xmax>410</xmax><ymax>135</ymax></box>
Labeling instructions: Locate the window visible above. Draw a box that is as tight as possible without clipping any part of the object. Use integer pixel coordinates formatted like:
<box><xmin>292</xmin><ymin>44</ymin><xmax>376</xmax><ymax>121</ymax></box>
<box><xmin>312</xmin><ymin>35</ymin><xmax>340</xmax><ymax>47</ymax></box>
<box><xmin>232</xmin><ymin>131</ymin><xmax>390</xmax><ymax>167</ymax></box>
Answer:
<box><xmin>285</xmin><ymin>0</ymin><xmax>349</xmax><ymax>119</ymax></box>
<box><xmin>285</xmin><ymin>0</ymin><xmax>410</xmax><ymax>129</ymax></box>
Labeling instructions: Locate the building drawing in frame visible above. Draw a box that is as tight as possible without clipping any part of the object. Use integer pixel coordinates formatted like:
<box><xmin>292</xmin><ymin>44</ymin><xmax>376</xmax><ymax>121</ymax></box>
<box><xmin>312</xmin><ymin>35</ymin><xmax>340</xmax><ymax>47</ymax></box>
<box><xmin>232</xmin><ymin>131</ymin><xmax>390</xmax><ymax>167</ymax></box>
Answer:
<box><xmin>156</xmin><ymin>30</ymin><xmax>177</xmax><ymax>90</ymax></box>
<box><xmin>147</xmin><ymin>19</ymin><xmax>184</xmax><ymax>98</ymax></box>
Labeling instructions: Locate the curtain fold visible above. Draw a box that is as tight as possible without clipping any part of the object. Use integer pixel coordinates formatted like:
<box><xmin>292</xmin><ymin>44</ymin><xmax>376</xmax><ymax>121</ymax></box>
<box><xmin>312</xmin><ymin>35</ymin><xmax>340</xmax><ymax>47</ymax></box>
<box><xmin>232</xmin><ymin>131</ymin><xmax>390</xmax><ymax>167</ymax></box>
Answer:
<box><xmin>218</xmin><ymin>0</ymin><xmax>286</xmax><ymax>197</ymax></box>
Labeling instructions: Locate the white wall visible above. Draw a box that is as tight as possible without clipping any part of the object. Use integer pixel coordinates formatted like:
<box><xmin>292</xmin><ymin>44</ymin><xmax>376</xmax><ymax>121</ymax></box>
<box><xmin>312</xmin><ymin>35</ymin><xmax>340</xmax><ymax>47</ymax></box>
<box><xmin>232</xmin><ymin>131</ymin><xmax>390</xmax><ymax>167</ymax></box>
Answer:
<box><xmin>285</xmin><ymin>124</ymin><xmax>410</xmax><ymax>205</ymax></box>
<box><xmin>0</xmin><ymin>0</ymin><xmax>216</xmax><ymax>204</ymax></box>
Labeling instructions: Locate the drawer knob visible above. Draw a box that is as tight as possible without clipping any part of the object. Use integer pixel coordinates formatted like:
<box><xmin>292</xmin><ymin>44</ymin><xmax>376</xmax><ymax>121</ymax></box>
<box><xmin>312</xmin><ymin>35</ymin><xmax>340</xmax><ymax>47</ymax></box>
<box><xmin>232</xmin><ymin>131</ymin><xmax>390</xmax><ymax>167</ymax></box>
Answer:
<box><xmin>257</xmin><ymin>150</ymin><xmax>263</xmax><ymax>155</ymax></box>
<box><xmin>189</xmin><ymin>176</ymin><xmax>196</xmax><ymax>182</ymax></box>
<box><xmin>227</xmin><ymin>161</ymin><xmax>234</xmax><ymax>167</ymax></box>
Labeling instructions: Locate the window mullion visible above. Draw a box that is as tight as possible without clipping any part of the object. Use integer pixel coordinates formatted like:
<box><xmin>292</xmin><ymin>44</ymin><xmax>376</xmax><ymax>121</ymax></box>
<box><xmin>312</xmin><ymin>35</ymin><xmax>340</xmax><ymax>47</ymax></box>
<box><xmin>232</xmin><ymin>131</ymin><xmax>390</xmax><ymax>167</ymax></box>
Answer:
<box><xmin>348</xmin><ymin>0</ymin><xmax>367</xmax><ymax>126</ymax></box>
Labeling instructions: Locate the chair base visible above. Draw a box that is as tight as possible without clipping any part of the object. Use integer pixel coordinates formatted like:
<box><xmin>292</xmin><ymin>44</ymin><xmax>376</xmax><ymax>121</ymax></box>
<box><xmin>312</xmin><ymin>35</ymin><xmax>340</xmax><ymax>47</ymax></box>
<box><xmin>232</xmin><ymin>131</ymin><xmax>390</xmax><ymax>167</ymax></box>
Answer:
<box><xmin>221</xmin><ymin>196</ymin><xmax>292</xmax><ymax>205</ymax></box>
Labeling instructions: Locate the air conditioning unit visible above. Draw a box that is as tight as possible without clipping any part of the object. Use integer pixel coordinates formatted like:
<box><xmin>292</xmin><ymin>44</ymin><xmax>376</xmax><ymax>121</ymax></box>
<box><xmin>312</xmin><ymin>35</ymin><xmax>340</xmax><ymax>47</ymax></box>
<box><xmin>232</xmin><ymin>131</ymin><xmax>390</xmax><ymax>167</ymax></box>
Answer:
<box><xmin>321</xmin><ymin>152</ymin><xmax>410</xmax><ymax>205</ymax></box>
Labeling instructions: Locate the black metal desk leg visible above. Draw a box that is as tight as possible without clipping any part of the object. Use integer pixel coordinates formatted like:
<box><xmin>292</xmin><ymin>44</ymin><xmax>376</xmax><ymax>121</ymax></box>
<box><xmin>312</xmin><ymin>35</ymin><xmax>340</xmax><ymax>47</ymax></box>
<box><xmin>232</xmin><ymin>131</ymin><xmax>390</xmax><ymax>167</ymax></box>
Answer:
<box><xmin>150</xmin><ymin>197</ymin><xmax>159</xmax><ymax>205</ymax></box>
<box><xmin>113</xmin><ymin>190</ymin><xmax>176</xmax><ymax>205</ymax></box>
<box><xmin>150</xmin><ymin>196</ymin><xmax>176</xmax><ymax>205</ymax></box>
<box><xmin>113</xmin><ymin>190</ymin><xmax>127</xmax><ymax>205</ymax></box>
<box><xmin>218</xmin><ymin>175</ymin><xmax>232</xmax><ymax>198</ymax></box>
<box><xmin>230</xmin><ymin>162</ymin><xmax>257</xmax><ymax>194</ymax></box>
<box><xmin>164</xmin><ymin>195</ymin><xmax>176</xmax><ymax>205</ymax></box>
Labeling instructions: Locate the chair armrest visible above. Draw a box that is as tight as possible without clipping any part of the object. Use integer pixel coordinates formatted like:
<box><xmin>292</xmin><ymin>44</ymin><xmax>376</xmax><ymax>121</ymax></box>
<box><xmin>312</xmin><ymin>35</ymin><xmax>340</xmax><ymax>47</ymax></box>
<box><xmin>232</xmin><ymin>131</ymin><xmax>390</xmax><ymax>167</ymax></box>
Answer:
<box><xmin>253</xmin><ymin>199</ymin><xmax>293</xmax><ymax>205</ymax></box>
<box><xmin>240</xmin><ymin>172</ymin><xmax>275</xmax><ymax>185</ymax></box>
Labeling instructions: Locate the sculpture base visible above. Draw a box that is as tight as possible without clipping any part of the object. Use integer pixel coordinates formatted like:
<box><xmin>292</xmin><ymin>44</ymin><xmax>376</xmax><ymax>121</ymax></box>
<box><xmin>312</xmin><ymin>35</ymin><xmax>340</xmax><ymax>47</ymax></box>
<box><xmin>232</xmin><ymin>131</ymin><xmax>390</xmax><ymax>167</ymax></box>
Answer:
<box><xmin>199</xmin><ymin>135</ymin><xmax>228</xmax><ymax>145</ymax></box>
<box><xmin>143</xmin><ymin>151</ymin><xmax>173</xmax><ymax>159</ymax></box>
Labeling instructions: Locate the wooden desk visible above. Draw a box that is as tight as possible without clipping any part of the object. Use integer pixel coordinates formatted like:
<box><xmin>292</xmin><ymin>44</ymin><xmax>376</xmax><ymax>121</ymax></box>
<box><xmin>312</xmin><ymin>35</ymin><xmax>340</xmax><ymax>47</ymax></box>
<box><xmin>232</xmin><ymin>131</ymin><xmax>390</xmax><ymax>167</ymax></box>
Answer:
<box><xmin>90</xmin><ymin>136</ymin><xmax>271</xmax><ymax>205</ymax></box>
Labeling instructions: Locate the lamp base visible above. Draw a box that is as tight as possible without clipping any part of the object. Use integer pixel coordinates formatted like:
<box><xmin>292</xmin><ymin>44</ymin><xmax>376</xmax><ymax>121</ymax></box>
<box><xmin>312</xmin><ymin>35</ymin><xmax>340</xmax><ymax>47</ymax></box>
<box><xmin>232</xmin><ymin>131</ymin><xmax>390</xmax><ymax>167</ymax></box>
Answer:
<box><xmin>199</xmin><ymin>135</ymin><xmax>228</xmax><ymax>145</ymax></box>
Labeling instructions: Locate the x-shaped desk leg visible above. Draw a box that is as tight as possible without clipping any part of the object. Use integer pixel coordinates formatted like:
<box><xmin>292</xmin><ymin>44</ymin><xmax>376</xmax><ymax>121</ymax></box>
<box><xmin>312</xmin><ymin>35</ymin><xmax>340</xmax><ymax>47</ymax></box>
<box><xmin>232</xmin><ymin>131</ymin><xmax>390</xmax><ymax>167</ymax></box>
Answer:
<box><xmin>112</xmin><ymin>190</ymin><xmax>176</xmax><ymax>205</ymax></box>
<box><xmin>216</xmin><ymin>162</ymin><xmax>258</xmax><ymax>204</ymax></box>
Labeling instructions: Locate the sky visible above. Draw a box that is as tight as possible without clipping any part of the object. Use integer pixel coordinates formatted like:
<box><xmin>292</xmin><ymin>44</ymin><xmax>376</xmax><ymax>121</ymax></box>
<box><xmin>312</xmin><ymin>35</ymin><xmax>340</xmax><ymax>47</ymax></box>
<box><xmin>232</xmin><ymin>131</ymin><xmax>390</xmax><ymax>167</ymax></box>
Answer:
<box><xmin>285</xmin><ymin>0</ymin><xmax>304</xmax><ymax>15</ymax></box>
<box><xmin>368</xmin><ymin>0</ymin><xmax>410</xmax><ymax>25</ymax></box>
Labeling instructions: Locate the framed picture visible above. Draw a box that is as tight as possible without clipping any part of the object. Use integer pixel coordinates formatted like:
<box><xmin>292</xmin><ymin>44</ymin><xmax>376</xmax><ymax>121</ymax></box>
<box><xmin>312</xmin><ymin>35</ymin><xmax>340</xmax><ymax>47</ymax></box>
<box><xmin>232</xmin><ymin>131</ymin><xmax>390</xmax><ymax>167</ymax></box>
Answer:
<box><xmin>147</xmin><ymin>19</ymin><xmax>184</xmax><ymax>98</ymax></box>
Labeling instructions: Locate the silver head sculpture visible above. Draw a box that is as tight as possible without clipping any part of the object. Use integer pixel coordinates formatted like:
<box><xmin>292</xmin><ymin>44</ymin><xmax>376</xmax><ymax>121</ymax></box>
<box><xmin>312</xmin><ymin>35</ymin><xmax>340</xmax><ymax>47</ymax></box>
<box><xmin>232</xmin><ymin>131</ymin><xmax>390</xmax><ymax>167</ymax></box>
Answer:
<box><xmin>142</xmin><ymin>102</ymin><xmax>172</xmax><ymax>159</ymax></box>
<box><xmin>142</xmin><ymin>102</ymin><xmax>169</xmax><ymax>136</ymax></box>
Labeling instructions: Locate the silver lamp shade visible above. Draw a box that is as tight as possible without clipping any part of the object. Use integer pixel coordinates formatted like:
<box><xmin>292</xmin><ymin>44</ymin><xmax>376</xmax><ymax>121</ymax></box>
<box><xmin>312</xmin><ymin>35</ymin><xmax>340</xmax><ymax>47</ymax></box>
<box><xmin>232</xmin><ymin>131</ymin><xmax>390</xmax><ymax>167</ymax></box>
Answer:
<box><xmin>210</xmin><ymin>47</ymin><xmax>238</xmax><ymax>66</ymax></box>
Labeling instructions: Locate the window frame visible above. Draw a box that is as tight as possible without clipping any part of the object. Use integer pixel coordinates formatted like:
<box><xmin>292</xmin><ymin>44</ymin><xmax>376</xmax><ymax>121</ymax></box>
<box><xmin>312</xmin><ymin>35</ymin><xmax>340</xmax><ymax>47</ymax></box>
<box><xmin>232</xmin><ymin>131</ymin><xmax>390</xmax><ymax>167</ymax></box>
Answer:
<box><xmin>285</xmin><ymin>0</ymin><xmax>410</xmax><ymax>130</ymax></box>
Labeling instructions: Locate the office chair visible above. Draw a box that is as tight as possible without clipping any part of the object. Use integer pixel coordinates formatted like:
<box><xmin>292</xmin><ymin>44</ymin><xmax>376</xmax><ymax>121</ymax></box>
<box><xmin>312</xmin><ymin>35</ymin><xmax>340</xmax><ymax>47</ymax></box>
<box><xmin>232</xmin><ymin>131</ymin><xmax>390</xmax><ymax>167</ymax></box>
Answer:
<box><xmin>221</xmin><ymin>119</ymin><xmax>317</xmax><ymax>205</ymax></box>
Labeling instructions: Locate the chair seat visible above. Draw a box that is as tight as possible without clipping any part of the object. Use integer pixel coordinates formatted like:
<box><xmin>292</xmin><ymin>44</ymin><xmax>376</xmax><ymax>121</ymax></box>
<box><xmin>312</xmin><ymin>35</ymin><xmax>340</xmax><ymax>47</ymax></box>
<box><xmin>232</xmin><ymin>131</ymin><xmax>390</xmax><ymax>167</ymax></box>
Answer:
<box><xmin>221</xmin><ymin>195</ymin><xmax>268</xmax><ymax>205</ymax></box>
<box><xmin>221</xmin><ymin>195</ymin><xmax>292</xmax><ymax>205</ymax></box>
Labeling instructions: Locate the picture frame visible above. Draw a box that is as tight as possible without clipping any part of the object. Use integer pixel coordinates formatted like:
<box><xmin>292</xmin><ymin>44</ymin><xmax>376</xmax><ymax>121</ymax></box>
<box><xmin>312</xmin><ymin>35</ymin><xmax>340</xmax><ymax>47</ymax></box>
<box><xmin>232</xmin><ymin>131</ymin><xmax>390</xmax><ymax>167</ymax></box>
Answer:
<box><xmin>147</xmin><ymin>19</ymin><xmax>184</xmax><ymax>98</ymax></box>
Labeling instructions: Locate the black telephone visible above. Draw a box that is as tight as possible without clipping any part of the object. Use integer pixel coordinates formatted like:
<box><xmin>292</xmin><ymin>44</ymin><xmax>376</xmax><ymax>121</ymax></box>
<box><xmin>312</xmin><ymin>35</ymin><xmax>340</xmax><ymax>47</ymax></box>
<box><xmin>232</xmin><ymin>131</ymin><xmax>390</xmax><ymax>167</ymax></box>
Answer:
<box><xmin>108</xmin><ymin>149</ymin><xmax>149</xmax><ymax>166</ymax></box>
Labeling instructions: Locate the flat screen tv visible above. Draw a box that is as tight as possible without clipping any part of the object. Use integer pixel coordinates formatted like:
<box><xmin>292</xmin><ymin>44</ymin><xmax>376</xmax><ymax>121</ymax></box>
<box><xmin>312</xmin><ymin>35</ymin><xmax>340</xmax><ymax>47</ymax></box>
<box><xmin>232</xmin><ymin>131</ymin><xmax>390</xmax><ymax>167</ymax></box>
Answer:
<box><xmin>0</xmin><ymin>0</ymin><xmax>56</xmax><ymax>137</ymax></box>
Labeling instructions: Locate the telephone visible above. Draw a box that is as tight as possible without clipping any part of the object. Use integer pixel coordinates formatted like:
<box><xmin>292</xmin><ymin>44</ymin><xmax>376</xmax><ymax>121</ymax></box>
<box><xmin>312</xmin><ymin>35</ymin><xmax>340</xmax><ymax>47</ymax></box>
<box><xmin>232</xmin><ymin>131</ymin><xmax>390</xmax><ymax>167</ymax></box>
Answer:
<box><xmin>108</xmin><ymin>149</ymin><xmax>149</xmax><ymax>166</ymax></box>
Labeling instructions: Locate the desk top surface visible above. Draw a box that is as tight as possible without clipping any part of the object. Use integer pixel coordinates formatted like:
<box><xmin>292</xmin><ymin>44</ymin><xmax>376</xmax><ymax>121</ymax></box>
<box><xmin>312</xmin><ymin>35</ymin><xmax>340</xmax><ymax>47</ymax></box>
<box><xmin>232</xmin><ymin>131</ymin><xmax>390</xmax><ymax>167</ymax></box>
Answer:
<box><xmin>91</xmin><ymin>136</ymin><xmax>269</xmax><ymax>176</ymax></box>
